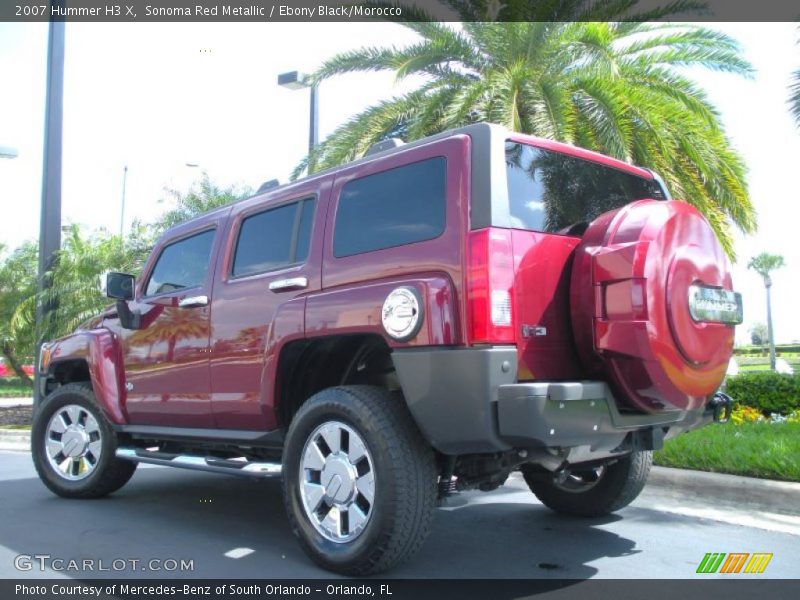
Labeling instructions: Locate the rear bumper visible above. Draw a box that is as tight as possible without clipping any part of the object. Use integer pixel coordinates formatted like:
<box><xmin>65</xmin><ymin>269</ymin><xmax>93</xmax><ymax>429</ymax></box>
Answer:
<box><xmin>392</xmin><ymin>346</ymin><xmax>712</xmax><ymax>456</ymax></box>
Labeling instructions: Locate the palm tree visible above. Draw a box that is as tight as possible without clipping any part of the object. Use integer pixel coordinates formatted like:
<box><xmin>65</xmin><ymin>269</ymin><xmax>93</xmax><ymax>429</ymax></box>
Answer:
<box><xmin>299</xmin><ymin>2</ymin><xmax>756</xmax><ymax>257</ymax></box>
<box><xmin>154</xmin><ymin>173</ymin><xmax>252</xmax><ymax>234</ymax></box>
<box><xmin>790</xmin><ymin>28</ymin><xmax>800</xmax><ymax>127</ymax></box>
<box><xmin>11</xmin><ymin>225</ymin><xmax>149</xmax><ymax>348</ymax></box>
<box><xmin>748</xmin><ymin>253</ymin><xmax>785</xmax><ymax>371</ymax></box>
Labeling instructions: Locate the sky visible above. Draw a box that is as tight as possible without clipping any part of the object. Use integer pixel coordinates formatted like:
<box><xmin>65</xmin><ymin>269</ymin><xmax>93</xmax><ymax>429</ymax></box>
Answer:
<box><xmin>0</xmin><ymin>22</ymin><xmax>799</xmax><ymax>344</ymax></box>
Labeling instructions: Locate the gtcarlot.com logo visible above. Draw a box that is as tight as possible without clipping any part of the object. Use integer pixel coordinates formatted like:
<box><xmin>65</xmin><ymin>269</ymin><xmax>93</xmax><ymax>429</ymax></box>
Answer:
<box><xmin>14</xmin><ymin>554</ymin><xmax>194</xmax><ymax>572</ymax></box>
<box><xmin>696</xmin><ymin>552</ymin><xmax>773</xmax><ymax>574</ymax></box>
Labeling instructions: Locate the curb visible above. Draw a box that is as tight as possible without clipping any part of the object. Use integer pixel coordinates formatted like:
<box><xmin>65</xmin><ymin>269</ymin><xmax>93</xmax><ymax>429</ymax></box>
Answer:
<box><xmin>0</xmin><ymin>428</ymin><xmax>31</xmax><ymax>452</ymax></box>
<box><xmin>648</xmin><ymin>466</ymin><xmax>800</xmax><ymax>516</ymax></box>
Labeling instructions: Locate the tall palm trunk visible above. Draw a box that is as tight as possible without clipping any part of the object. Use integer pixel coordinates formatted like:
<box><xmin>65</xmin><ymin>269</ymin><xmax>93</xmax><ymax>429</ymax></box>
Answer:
<box><xmin>764</xmin><ymin>276</ymin><xmax>776</xmax><ymax>371</ymax></box>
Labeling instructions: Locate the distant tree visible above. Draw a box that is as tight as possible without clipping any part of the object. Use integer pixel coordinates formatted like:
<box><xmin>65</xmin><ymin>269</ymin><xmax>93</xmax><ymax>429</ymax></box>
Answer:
<box><xmin>153</xmin><ymin>173</ymin><xmax>252</xmax><ymax>234</ymax></box>
<box><xmin>749</xmin><ymin>322</ymin><xmax>768</xmax><ymax>347</ymax></box>
<box><xmin>748</xmin><ymin>253</ymin><xmax>785</xmax><ymax>370</ymax></box>
<box><xmin>0</xmin><ymin>242</ymin><xmax>38</xmax><ymax>385</ymax></box>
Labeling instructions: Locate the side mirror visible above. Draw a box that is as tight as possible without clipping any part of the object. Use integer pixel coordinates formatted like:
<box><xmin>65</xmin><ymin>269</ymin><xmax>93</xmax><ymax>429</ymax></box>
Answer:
<box><xmin>106</xmin><ymin>272</ymin><xmax>135</xmax><ymax>301</ymax></box>
<box><xmin>106</xmin><ymin>272</ymin><xmax>141</xmax><ymax>330</ymax></box>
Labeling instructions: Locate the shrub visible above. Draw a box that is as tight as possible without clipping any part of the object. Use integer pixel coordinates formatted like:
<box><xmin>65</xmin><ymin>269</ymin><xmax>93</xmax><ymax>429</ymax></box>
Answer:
<box><xmin>725</xmin><ymin>371</ymin><xmax>800</xmax><ymax>415</ymax></box>
<box><xmin>734</xmin><ymin>344</ymin><xmax>800</xmax><ymax>356</ymax></box>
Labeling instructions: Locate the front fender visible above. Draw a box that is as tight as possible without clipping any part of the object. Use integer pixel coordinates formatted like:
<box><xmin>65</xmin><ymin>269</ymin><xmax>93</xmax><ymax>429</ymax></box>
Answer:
<box><xmin>46</xmin><ymin>329</ymin><xmax>127</xmax><ymax>425</ymax></box>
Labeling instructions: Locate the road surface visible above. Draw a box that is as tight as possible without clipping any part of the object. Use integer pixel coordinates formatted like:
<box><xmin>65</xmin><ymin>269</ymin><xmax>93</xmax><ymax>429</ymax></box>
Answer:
<box><xmin>0</xmin><ymin>451</ymin><xmax>797</xmax><ymax>579</ymax></box>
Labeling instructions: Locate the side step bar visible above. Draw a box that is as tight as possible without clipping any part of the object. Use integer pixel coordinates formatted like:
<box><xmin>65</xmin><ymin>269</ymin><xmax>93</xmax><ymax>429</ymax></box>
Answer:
<box><xmin>116</xmin><ymin>448</ymin><xmax>282</xmax><ymax>478</ymax></box>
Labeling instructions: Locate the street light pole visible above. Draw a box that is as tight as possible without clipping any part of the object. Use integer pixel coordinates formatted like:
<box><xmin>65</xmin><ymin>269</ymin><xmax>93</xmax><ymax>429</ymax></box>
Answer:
<box><xmin>308</xmin><ymin>83</ymin><xmax>319</xmax><ymax>158</ymax></box>
<box><xmin>278</xmin><ymin>70</ymin><xmax>319</xmax><ymax>172</ymax></box>
<box><xmin>119</xmin><ymin>165</ymin><xmax>128</xmax><ymax>236</ymax></box>
<box><xmin>35</xmin><ymin>13</ymin><xmax>66</xmax><ymax>408</ymax></box>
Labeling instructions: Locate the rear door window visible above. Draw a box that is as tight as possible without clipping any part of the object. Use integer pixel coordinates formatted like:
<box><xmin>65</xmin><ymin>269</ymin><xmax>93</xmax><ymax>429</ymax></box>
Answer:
<box><xmin>333</xmin><ymin>157</ymin><xmax>446</xmax><ymax>258</ymax></box>
<box><xmin>232</xmin><ymin>197</ymin><xmax>316</xmax><ymax>278</ymax></box>
<box><xmin>146</xmin><ymin>229</ymin><xmax>215</xmax><ymax>296</ymax></box>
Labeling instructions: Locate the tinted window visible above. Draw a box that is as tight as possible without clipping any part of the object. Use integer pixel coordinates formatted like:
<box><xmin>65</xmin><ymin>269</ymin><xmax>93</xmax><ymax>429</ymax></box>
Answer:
<box><xmin>146</xmin><ymin>230</ymin><xmax>215</xmax><ymax>296</ymax></box>
<box><xmin>334</xmin><ymin>157</ymin><xmax>446</xmax><ymax>258</ymax></box>
<box><xmin>505</xmin><ymin>142</ymin><xmax>664</xmax><ymax>234</ymax></box>
<box><xmin>232</xmin><ymin>198</ymin><xmax>315</xmax><ymax>278</ymax></box>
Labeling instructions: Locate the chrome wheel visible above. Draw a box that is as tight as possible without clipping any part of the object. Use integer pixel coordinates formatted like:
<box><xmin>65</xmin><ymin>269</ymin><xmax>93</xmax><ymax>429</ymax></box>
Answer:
<box><xmin>552</xmin><ymin>466</ymin><xmax>606</xmax><ymax>493</ymax></box>
<box><xmin>299</xmin><ymin>420</ymin><xmax>375</xmax><ymax>543</ymax></box>
<box><xmin>44</xmin><ymin>404</ymin><xmax>102</xmax><ymax>481</ymax></box>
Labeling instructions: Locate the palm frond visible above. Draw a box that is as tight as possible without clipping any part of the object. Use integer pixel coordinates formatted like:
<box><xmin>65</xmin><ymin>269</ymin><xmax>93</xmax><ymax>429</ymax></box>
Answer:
<box><xmin>294</xmin><ymin>16</ymin><xmax>754</xmax><ymax>257</ymax></box>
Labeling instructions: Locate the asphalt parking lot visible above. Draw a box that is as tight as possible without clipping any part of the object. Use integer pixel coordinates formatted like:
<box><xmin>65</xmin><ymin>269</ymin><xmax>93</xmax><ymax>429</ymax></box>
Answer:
<box><xmin>0</xmin><ymin>451</ymin><xmax>797</xmax><ymax>579</ymax></box>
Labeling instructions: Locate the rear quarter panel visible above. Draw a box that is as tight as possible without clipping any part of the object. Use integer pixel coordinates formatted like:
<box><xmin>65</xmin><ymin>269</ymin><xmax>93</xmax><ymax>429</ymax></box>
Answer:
<box><xmin>315</xmin><ymin>135</ymin><xmax>471</xmax><ymax>347</ymax></box>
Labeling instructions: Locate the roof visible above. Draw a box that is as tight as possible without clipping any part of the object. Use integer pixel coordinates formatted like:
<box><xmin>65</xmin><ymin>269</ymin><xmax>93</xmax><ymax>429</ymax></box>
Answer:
<box><xmin>162</xmin><ymin>122</ymin><xmax>654</xmax><ymax>237</ymax></box>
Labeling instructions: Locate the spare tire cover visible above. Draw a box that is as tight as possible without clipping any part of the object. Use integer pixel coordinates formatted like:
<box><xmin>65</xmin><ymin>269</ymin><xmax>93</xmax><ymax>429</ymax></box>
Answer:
<box><xmin>570</xmin><ymin>199</ymin><xmax>736</xmax><ymax>413</ymax></box>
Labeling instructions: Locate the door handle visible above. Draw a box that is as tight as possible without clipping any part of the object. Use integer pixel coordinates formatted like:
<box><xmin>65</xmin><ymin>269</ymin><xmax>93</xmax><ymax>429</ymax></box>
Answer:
<box><xmin>178</xmin><ymin>295</ymin><xmax>209</xmax><ymax>308</ymax></box>
<box><xmin>269</xmin><ymin>277</ymin><xmax>308</xmax><ymax>292</ymax></box>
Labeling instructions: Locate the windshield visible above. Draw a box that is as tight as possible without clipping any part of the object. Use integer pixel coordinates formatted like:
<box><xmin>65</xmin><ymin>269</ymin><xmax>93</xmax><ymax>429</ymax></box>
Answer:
<box><xmin>505</xmin><ymin>141</ymin><xmax>664</xmax><ymax>235</ymax></box>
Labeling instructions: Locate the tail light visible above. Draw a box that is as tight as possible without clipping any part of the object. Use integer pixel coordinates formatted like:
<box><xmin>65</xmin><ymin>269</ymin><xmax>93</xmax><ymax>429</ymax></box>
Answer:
<box><xmin>467</xmin><ymin>228</ymin><xmax>516</xmax><ymax>344</ymax></box>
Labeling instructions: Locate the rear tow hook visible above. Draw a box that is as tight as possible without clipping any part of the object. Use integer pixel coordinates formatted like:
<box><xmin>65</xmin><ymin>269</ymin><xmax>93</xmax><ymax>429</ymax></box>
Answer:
<box><xmin>707</xmin><ymin>391</ymin><xmax>733</xmax><ymax>424</ymax></box>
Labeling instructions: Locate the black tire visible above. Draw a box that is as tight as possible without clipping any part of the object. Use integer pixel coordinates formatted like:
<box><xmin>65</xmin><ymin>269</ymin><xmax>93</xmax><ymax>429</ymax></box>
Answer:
<box><xmin>282</xmin><ymin>385</ymin><xmax>437</xmax><ymax>575</ymax></box>
<box><xmin>522</xmin><ymin>451</ymin><xmax>652</xmax><ymax>517</ymax></box>
<box><xmin>32</xmin><ymin>383</ymin><xmax>137</xmax><ymax>499</ymax></box>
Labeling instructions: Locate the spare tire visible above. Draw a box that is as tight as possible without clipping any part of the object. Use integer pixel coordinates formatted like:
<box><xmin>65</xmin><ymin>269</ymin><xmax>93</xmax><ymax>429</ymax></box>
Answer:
<box><xmin>570</xmin><ymin>199</ymin><xmax>741</xmax><ymax>413</ymax></box>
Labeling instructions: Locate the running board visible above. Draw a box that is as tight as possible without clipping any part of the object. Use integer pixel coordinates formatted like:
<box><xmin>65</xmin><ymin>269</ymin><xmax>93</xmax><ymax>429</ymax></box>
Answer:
<box><xmin>115</xmin><ymin>448</ymin><xmax>282</xmax><ymax>478</ymax></box>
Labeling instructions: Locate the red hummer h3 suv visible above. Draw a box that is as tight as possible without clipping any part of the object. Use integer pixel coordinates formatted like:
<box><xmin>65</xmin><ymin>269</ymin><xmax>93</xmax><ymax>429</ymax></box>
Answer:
<box><xmin>33</xmin><ymin>123</ymin><xmax>741</xmax><ymax>575</ymax></box>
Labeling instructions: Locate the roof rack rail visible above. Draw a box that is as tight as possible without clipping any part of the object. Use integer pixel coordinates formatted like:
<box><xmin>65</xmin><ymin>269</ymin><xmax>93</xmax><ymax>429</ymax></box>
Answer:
<box><xmin>365</xmin><ymin>138</ymin><xmax>404</xmax><ymax>157</ymax></box>
<box><xmin>257</xmin><ymin>179</ymin><xmax>280</xmax><ymax>193</ymax></box>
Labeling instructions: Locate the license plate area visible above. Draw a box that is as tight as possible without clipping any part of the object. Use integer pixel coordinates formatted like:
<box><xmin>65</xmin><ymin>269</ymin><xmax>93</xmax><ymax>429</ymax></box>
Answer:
<box><xmin>688</xmin><ymin>285</ymin><xmax>743</xmax><ymax>325</ymax></box>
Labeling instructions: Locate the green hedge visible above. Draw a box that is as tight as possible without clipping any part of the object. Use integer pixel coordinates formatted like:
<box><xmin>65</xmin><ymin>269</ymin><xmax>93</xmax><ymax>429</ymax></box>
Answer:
<box><xmin>734</xmin><ymin>344</ymin><xmax>800</xmax><ymax>355</ymax></box>
<box><xmin>725</xmin><ymin>372</ymin><xmax>800</xmax><ymax>415</ymax></box>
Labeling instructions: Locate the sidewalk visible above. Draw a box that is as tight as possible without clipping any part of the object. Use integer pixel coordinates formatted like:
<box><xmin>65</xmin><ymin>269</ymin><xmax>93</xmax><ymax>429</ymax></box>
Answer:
<box><xmin>0</xmin><ymin>396</ymin><xmax>32</xmax><ymax>408</ymax></box>
<box><xmin>0</xmin><ymin>428</ymin><xmax>30</xmax><ymax>452</ymax></box>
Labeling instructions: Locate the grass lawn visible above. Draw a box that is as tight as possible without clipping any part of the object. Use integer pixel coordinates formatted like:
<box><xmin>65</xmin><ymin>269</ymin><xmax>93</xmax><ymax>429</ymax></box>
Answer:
<box><xmin>0</xmin><ymin>377</ymin><xmax>33</xmax><ymax>398</ymax></box>
<box><xmin>654</xmin><ymin>422</ymin><xmax>800</xmax><ymax>482</ymax></box>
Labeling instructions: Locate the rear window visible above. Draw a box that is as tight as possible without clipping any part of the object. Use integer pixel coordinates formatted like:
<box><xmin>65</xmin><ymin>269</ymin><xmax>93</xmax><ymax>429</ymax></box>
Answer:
<box><xmin>505</xmin><ymin>142</ymin><xmax>664</xmax><ymax>234</ymax></box>
<box><xmin>334</xmin><ymin>157</ymin><xmax>446</xmax><ymax>258</ymax></box>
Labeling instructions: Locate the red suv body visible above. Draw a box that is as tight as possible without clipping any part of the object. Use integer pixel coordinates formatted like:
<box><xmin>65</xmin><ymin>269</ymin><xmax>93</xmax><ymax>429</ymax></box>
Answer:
<box><xmin>33</xmin><ymin>124</ymin><xmax>741</xmax><ymax>575</ymax></box>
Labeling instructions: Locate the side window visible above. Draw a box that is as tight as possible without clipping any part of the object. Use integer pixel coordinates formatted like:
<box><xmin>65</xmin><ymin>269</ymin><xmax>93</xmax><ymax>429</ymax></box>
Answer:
<box><xmin>334</xmin><ymin>157</ymin><xmax>446</xmax><ymax>258</ymax></box>
<box><xmin>232</xmin><ymin>197</ymin><xmax>316</xmax><ymax>278</ymax></box>
<box><xmin>146</xmin><ymin>229</ymin><xmax>215</xmax><ymax>296</ymax></box>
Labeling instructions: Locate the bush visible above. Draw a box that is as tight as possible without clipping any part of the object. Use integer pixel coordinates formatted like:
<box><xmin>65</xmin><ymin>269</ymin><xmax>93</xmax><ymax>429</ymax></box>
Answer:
<box><xmin>725</xmin><ymin>371</ymin><xmax>800</xmax><ymax>415</ymax></box>
<box><xmin>734</xmin><ymin>344</ymin><xmax>800</xmax><ymax>356</ymax></box>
